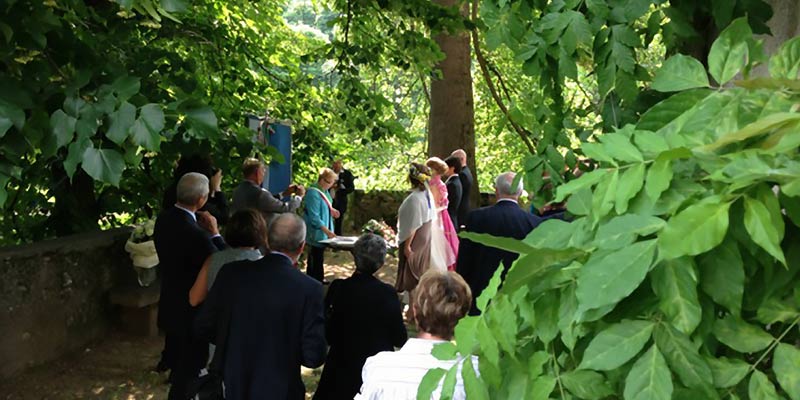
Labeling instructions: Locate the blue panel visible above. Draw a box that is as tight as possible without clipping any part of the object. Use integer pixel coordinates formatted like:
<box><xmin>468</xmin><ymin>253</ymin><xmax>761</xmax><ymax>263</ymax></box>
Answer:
<box><xmin>266</xmin><ymin>123</ymin><xmax>292</xmax><ymax>195</ymax></box>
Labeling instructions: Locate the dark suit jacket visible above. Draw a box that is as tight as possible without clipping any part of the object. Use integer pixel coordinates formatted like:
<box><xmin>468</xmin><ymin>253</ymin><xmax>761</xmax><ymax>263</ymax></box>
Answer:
<box><xmin>155</xmin><ymin>207</ymin><xmax>226</xmax><ymax>333</ymax></box>
<box><xmin>332</xmin><ymin>169</ymin><xmax>355</xmax><ymax>213</ymax></box>
<box><xmin>445</xmin><ymin>174</ymin><xmax>462</xmax><ymax>229</ymax></box>
<box><xmin>458</xmin><ymin>166</ymin><xmax>474</xmax><ymax>227</ymax></box>
<box><xmin>313</xmin><ymin>274</ymin><xmax>407</xmax><ymax>400</ymax></box>
<box><xmin>456</xmin><ymin>200</ymin><xmax>539</xmax><ymax>314</ymax></box>
<box><xmin>194</xmin><ymin>253</ymin><xmax>327</xmax><ymax>400</ymax></box>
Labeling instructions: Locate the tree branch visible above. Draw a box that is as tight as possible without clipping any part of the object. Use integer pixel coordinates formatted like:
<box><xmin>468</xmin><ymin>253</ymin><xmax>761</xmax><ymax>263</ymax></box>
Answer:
<box><xmin>470</xmin><ymin>0</ymin><xmax>536</xmax><ymax>154</ymax></box>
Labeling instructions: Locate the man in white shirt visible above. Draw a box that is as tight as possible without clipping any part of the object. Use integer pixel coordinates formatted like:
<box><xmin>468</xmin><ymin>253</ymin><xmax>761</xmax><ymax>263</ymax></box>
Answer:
<box><xmin>356</xmin><ymin>270</ymin><xmax>476</xmax><ymax>400</ymax></box>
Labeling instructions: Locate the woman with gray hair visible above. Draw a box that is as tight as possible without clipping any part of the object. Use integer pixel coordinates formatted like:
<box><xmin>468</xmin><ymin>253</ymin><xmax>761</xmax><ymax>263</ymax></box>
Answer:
<box><xmin>313</xmin><ymin>234</ymin><xmax>408</xmax><ymax>400</ymax></box>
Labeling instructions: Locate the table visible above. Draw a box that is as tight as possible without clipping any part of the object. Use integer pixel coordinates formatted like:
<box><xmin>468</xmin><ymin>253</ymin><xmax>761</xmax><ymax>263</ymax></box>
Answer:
<box><xmin>318</xmin><ymin>236</ymin><xmax>359</xmax><ymax>250</ymax></box>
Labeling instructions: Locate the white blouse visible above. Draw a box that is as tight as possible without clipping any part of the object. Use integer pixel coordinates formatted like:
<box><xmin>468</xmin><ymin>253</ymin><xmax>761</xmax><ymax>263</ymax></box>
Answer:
<box><xmin>355</xmin><ymin>338</ymin><xmax>478</xmax><ymax>400</ymax></box>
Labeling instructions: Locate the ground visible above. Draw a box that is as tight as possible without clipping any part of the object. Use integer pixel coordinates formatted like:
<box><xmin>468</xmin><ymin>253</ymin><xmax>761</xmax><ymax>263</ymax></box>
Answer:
<box><xmin>0</xmin><ymin>248</ymin><xmax>401</xmax><ymax>400</ymax></box>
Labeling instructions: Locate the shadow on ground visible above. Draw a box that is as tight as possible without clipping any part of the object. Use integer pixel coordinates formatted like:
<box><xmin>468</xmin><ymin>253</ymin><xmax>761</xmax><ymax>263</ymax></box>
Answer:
<box><xmin>0</xmin><ymin>249</ymin><xmax>400</xmax><ymax>399</ymax></box>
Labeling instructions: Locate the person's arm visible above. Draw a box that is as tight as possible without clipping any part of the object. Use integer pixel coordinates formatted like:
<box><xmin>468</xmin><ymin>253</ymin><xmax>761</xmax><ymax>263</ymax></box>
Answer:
<box><xmin>403</xmin><ymin>228</ymin><xmax>417</xmax><ymax>259</ymax></box>
<box><xmin>189</xmin><ymin>257</ymin><xmax>211</xmax><ymax>306</ymax></box>
<box><xmin>387</xmin><ymin>291</ymin><xmax>408</xmax><ymax>348</ymax></box>
<box><xmin>447</xmin><ymin>181</ymin><xmax>461</xmax><ymax>215</ymax></box>
<box><xmin>301</xmin><ymin>282</ymin><xmax>327</xmax><ymax>368</ymax></box>
<box><xmin>256</xmin><ymin>188</ymin><xmax>300</xmax><ymax>214</ymax></box>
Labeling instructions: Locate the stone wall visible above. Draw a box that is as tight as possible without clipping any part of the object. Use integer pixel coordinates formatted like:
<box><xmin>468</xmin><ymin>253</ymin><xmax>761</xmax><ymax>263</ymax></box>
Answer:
<box><xmin>0</xmin><ymin>228</ymin><xmax>134</xmax><ymax>379</ymax></box>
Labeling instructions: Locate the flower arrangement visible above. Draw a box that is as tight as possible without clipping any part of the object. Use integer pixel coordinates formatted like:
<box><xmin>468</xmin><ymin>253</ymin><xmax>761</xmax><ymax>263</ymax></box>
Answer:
<box><xmin>361</xmin><ymin>219</ymin><xmax>398</xmax><ymax>252</ymax></box>
<box><xmin>125</xmin><ymin>219</ymin><xmax>159</xmax><ymax>286</ymax></box>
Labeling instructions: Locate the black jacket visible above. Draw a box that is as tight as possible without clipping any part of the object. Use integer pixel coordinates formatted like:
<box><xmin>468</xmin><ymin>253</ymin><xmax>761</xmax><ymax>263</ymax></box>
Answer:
<box><xmin>332</xmin><ymin>169</ymin><xmax>356</xmax><ymax>213</ymax></box>
<box><xmin>456</xmin><ymin>200</ymin><xmax>539</xmax><ymax>315</ymax></box>
<box><xmin>194</xmin><ymin>253</ymin><xmax>327</xmax><ymax>400</ymax></box>
<box><xmin>445</xmin><ymin>174</ymin><xmax>463</xmax><ymax>229</ymax></box>
<box><xmin>457</xmin><ymin>166</ymin><xmax>474</xmax><ymax>227</ymax></box>
<box><xmin>154</xmin><ymin>207</ymin><xmax>226</xmax><ymax>333</ymax></box>
<box><xmin>313</xmin><ymin>273</ymin><xmax>407</xmax><ymax>400</ymax></box>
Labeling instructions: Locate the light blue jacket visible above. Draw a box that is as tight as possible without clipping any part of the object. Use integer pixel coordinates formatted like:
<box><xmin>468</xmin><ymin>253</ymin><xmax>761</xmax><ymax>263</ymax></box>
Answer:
<box><xmin>303</xmin><ymin>183</ymin><xmax>334</xmax><ymax>247</ymax></box>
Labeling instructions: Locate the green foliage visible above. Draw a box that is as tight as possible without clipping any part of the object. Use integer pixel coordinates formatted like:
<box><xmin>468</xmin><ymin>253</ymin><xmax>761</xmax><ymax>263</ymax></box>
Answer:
<box><xmin>444</xmin><ymin>26</ymin><xmax>800</xmax><ymax>400</ymax></box>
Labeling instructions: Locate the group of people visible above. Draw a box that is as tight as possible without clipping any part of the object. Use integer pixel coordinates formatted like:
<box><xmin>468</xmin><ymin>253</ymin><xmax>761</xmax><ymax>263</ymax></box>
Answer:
<box><xmin>153</xmin><ymin>148</ymin><xmax>559</xmax><ymax>399</ymax></box>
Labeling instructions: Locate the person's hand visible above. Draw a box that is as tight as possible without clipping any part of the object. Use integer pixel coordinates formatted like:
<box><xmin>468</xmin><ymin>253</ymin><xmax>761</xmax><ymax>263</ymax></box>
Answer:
<box><xmin>331</xmin><ymin>209</ymin><xmax>341</xmax><ymax>219</ymax></box>
<box><xmin>324</xmin><ymin>229</ymin><xmax>336</xmax><ymax>239</ymax></box>
<box><xmin>210</xmin><ymin>169</ymin><xmax>222</xmax><ymax>193</ymax></box>
<box><xmin>196</xmin><ymin>211</ymin><xmax>219</xmax><ymax>235</ymax></box>
<box><xmin>295</xmin><ymin>185</ymin><xmax>306</xmax><ymax>196</ymax></box>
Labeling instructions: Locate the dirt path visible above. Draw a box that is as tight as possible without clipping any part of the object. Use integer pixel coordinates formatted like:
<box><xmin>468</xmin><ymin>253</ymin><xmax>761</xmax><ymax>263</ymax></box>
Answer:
<box><xmin>0</xmin><ymin>249</ymin><xmax>400</xmax><ymax>400</ymax></box>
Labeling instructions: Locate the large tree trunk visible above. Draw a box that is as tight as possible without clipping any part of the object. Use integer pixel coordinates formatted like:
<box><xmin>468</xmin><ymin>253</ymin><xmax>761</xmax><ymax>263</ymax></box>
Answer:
<box><xmin>428</xmin><ymin>0</ymin><xmax>477</xmax><ymax>205</ymax></box>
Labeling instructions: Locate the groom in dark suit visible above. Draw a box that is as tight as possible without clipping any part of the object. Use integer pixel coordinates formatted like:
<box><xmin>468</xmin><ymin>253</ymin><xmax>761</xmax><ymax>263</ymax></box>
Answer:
<box><xmin>155</xmin><ymin>172</ymin><xmax>227</xmax><ymax>400</ymax></box>
<box><xmin>195</xmin><ymin>213</ymin><xmax>327</xmax><ymax>400</ymax></box>
<box><xmin>456</xmin><ymin>172</ymin><xmax>539</xmax><ymax>315</ymax></box>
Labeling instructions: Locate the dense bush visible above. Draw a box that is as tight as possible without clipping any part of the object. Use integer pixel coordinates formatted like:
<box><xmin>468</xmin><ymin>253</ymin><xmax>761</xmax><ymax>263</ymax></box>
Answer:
<box><xmin>426</xmin><ymin>19</ymin><xmax>800</xmax><ymax>400</ymax></box>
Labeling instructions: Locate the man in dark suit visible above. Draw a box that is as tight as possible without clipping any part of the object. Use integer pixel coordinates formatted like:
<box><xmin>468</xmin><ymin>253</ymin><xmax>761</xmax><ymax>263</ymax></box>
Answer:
<box><xmin>195</xmin><ymin>213</ymin><xmax>327</xmax><ymax>400</ymax></box>
<box><xmin>456</xmin><ymin>172</ymin><xmax>539</xmax><ymax>315</ymax></box>
<box><xmin>331</xmin><ymin>159</ymin><xmax>356</xmax><ymax>235</ymax></box>
<box><xmin>155</xmin><ymin>172</ymin><xmax>227</xmax><ymax>400</ymax></box>
<box><xmin>444</xmin><ymin>156</ymin><xmax>463</xmax><ymax>229</ymax></box>
<box><xmin>451</xmin><ymin>149</ymin><xmax>474</xmax><ymax>230</ymax></box>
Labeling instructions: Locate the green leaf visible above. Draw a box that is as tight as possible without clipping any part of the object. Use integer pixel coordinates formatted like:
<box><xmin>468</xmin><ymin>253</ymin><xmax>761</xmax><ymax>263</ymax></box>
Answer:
<box><xmin>476</xmin><ymin>263</ymin><xmax>503</xmax><ymax>313</ymax></box>
<box><xmin>705</xmin><ymin>356</ymin><xmax>751</xmax><ymax>388</ymax></box>
<box><xmin>708</xmin><ymin>17</ymin><xmax>752</xmax><ymax>85</ymax></box>
<box><xmin>432</xmin><ymin>341</ymin><xmax>457</xmax><ymax>361</ymax></box>
<box><xmin>529</xmin><ymin>374</ymin><xmax>556</xmax><ymax>399</ymax></box>
<box><xmin>567</xmin><ymin>187</ymin><xmax>592</xmax><ymax>216</ymax></box>
<box><xmin>632</xmin><ymin>130</ymin><xmax>669</xmax><ymax>159</ymax></box>
<box><xmin>744</xmin><ymin>196</ymin><xmax>786</xmax><ymax>265</ymax></box>
<box><xmin>184</xmin><ymin>105</ymin><xmax>218</xmax><ymax>138</ymax></box>
<box><xmin>555</xmin><ymin>169</ymin><xmax>610</xmax><ymax>202</ymax></box>
<box><xmin>459</xmin><ymin>231</ymin><xmax>533</xmax><ymax>254</ymax></box>
<box><xmin>582</xmin><ymin>142</ymin><xmax>618</xmax><ymax>165</ymax></box>
<box><xmin>645</xmin><ymin>158</ymin><xmax>673</xmax><ymax>202</ymax></box>
<box><xmin>534</xmin><ymin>290</ymin><xmax>560</xmax><ymax>344</ymax></box>
<box><xmin>624</xmin><ymin>345</ymin><xmax>673</xmax><ymax>400</ymax></box>
<box><xmin>524</xmin><ymin>218</ymin><xmax>580</xmax><ymax>249</ymax></box>
<box><xmin>658</xmin><ymin>201</ymin><xmax>731</xmax><ymax>259</ymax></box>
<box><xmin>654</xmin><ymin>324</ymin><xmax>714</xmax><ymax>391</ymax></box>
<box><xmin>591</xmin><ymin>169</ymin><xmax>619</xmax><ymax>220</ymax></box>
<box><xmin>711</xmin><ymin>0</ymin><xmax>735</xmax><ymax>29</ymax></box>
<box><xmin>461</xmin><ymin>357</ymin><xmax>489</xmax><ymax>400</ymax></box>
<box><xmin>160</xmin><ymin>0</ymin><xmax>188</xmax><ymax>13</ymax></box>
<box><xmin>561</xmin><ymin>370</ymin><xmax>614</xmax><ymax>399</ymax></box>
<box><xmin>774</xmin><ymin>343</ymin><xmax>800</xmax><ymax>400</ymax></box>
<box><xmin>81</xmin><ymin>146</ymin><xmax>125</xmax><ymax>187</ymax></box>
<box><xmin>700</xmin><ymin>112</ymin><xmax>800</xmax><ymax>151</ymax></box>
<box><xmin>652</xmin><ymin>55</ymin><xmax>710</xmax><ymax>92</ymax></box>
<box><xmin>502</xmin><ymin>248</ymin><xmax>584</xmax><ymax>293</ymax></box>
<box><xmin>579</xmin><ymin>319</ymin><xmax>654</xmax><ymax>371</ymax></box>
<box><xmin>577</xmin><ymin>240</ymin><xmax>656</xmax><ymax>312</ymax></box>
<box><xmin>417</xmin><ymin>368</ymin><xmax>446</xmax><ymax>400</ymax></box>
<box><xmin>713</xmin><ymin>316</ymin><xmax>774</xmax><ymax>353</ymax></box>
<box><xmin>476</xmin><ymin>319</ymin><xmax>499</xmax><ymax>367</ymax></box>
<box><xmin>637</xmin><ymin>90</ymin><xmax>712</xmax><ymax>132</ymax></box>
<box><xmin>106</xmin><ymin>102</ymin><xmax>136</xmax><ymax>145</ymax></box>
<box><xmin>50</xmin><ymin>109</ymin><xmax>76</xmax><ymax>149</ymax></box>
<box><xmin>601</xmin><ymin>133</ymin><xmax>644</xmax><ymax>163</ymax></box>
<box><xmin>593</xmin><ymin>214</ymin><xmax>666</xmax><ymax>250</ymax></box>
<box><xmin>64</xmin><ymin>136</ymin><xmax>91</xmax><ymax>180</ymax></box>
<box><xmin>651</xmin><ymin>259</ymin><xmax>702</xmax><ymax>335</ymax></box>
<box><xmin>453</xmin><ymin>316</ymin><xmax>479</xmax><ymax>357</ymax></box>
<box><xmin>0</xmin><ymin>100</ymin><xmax>25</xmax><ymax>137</ymax></box>
<box><xmin>757</xmin><ymin>297</ymin><xmax>800</xmax><ymax>324</ymax></box>
<box><xmin>749</xmin><ymin>370</ymin><xmax>781</xmax><ymax>400</ymax></box>
<box><xmin>440</xmin><ymin>364</ymin><xmax>458</xmax><ymax>400</ymax></box>
<box><xmin>111</xmin><ymin>75</ymin><xmax>140</xmax><ymax>102</ymax></box>
<box><xmin>615</xmin><ymin>163</ymin><xmax>645</xmax><ymax>214</ymax></box>
<box><xmin>770</xmin><ymin>36</ymin><xmax>800</xmax><ymax>79</ymax></box>
<box><xmin>698</xmin><ymin>238</ymin><xmax>744</xmax><ymax>316</ymax></box>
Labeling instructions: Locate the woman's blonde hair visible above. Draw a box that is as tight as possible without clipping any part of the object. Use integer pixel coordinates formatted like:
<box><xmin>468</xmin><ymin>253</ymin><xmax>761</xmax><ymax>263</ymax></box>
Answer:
<box><xmin>412</xmin><ymin>270</ymin><xmax>472</xmax><ymax>339</ymax></box>
<box><xmin>319</xmin><ymin>167</ymin><xmax>338</xmax><ymax>183</ymax></box>
<box><xmin>426</xmin><ymin>157</ymin><xmax>448</xmax><ymax>175</ymax></box>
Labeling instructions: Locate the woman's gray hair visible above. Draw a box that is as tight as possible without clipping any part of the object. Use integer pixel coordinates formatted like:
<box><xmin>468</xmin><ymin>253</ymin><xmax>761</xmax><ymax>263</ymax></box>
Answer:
<box><xmin>353</xmin><ymin>233</ymin><xmax>387</xmax><ymax>275</ymax></box>
<box><xmin>494</xmin><ymin>171</ymin><xmax>522</xmax><ymax>197</ymax></box>
<box><xmin>176</xmin><ymin>172</ymin><xmax>210</xmax><ymax>205</ymax></box>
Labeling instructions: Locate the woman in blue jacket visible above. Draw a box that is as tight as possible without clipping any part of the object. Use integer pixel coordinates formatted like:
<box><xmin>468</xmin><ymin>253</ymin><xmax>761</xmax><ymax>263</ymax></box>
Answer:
<box><xmin>304</xmin><ymin>168</ymin><xmax>339</xmax><ymax>283</ymax></box>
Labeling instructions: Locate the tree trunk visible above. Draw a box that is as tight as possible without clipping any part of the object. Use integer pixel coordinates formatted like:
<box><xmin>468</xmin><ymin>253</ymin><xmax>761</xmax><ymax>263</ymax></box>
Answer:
<box><xmin>428</xmin><ymin>0</ymin><xmax>477</xmax><ymax>205</ymax></box>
